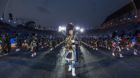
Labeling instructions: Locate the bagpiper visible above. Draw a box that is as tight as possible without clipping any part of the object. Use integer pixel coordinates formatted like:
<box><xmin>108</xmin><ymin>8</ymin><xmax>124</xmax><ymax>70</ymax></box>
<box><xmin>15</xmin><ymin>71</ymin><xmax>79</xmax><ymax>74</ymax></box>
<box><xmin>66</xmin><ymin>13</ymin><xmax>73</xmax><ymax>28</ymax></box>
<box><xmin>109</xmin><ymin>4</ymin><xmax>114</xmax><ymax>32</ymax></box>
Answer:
<box><xmin>30</xmin><ymin>33</ymin><xmax>38</xmax><ymax>57</ymax></box>
<box><xmin>64</xmin><ymin>23</ymin><xmax>77</xmax><ymax>76</ymax></box>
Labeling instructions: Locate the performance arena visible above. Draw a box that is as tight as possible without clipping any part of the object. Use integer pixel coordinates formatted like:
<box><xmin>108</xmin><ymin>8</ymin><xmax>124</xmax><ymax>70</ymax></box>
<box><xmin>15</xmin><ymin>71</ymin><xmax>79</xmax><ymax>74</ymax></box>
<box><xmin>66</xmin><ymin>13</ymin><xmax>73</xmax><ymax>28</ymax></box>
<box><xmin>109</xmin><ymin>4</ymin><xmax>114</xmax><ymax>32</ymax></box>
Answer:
<box><xmin>0</xmin><ymin>0</ymin><xmax>140</xmax><ymax>78</ymax></box>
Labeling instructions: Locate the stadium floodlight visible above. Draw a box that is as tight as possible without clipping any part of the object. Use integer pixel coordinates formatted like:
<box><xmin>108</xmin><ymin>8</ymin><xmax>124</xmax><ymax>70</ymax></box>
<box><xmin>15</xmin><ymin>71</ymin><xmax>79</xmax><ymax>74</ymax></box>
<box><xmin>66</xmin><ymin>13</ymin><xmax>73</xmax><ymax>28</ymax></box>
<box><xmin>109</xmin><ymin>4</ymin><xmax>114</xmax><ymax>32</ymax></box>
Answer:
<box><xmin>0</xmin><ymin>17</ymin><xmax>3</xmax><ymax>20</ymax></box>
<box><xmin>58</xmin><ymin>26</ymin><xmax>66</xmax><ymax>32</ymax></box>
<box><xmin>8</xmin><ymin>20</ymin><xmax>11</xmax><ymax>22</ymax></box>
<box><xmin>69</xmin><ymin>22</ymin><xmax>73</xmax><ymax>25</ymax></box>
<box><xmin>58</xmin><ymin>26</ymin><xmax>62</xmax><ymax>32</ymax></box>
<box><xmin>80</xmin><ymin>28</ymin><xmax>84</xmax><ymax>33</ymax></box>
<box><xmin>135</xmin><ymin>15</ymin><xmax>138</xmax><ymax>18</ymax></box>
<box><xmin>14</xmin><ymin>21</ymin><xmax>16</xmax><ymax>24</ymax></box>
<box><xmin>76</xmin><ymin>26</ymin><xmax>80</xmax><ymax>30</ymax></box>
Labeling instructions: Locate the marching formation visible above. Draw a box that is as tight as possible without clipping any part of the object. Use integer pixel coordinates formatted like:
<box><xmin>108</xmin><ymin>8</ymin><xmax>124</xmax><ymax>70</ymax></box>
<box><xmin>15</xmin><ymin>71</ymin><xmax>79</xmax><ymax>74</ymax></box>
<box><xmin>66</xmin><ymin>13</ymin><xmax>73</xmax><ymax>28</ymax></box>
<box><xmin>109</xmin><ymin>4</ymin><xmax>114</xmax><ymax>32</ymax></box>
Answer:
<box><xmin>0</xmin><ymin>33</ymin><xmax>64</xmax><ymax>57</ymax></box>
<box><xmin>82</xmin><ymin>31</ymin><xmax>140</xmax><ymax>58</ymax></box>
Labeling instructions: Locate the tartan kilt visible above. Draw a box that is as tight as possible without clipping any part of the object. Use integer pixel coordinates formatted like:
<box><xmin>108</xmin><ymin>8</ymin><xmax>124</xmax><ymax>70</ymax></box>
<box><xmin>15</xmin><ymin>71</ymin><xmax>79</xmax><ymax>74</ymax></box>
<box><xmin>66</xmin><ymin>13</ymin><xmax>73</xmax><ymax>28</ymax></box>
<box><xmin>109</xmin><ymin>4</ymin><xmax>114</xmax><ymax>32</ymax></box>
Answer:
<box><xmin>65</xmin><ymin>51</ymin><xmax>74</xmax><ymax>61</ymax></box>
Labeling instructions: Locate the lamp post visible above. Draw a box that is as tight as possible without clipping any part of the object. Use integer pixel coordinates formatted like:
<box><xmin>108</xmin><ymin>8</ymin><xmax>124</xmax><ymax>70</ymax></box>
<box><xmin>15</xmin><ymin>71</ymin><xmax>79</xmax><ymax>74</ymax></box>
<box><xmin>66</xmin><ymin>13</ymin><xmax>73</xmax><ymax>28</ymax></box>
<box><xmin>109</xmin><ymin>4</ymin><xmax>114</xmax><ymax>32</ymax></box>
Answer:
<box><xmin>130</xmin><ymin>0</ymin><xmax>138</xmax><ymax>18</ymax></box>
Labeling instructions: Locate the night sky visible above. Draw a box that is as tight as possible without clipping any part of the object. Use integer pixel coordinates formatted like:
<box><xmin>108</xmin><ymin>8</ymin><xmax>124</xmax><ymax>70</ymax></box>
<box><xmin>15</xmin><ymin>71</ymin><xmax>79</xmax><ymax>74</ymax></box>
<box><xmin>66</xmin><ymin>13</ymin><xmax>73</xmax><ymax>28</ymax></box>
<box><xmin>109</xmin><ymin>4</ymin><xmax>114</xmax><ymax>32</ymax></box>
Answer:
<box><xmin>0</xmin><ymin>0</ymin><xmax>130</xmax><ymax>29</ymax></box>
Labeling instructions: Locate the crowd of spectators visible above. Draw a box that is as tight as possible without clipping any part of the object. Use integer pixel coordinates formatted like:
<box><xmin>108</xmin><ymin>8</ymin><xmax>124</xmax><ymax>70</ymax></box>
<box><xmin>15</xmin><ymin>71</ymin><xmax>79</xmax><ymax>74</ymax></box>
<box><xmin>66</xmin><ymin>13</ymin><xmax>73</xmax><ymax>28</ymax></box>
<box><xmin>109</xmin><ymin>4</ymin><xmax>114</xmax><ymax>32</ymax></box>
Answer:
<box><xmin>0</xmin><ymin>19</ymin><xmax>64</xmax><ymax>55</ymax></box>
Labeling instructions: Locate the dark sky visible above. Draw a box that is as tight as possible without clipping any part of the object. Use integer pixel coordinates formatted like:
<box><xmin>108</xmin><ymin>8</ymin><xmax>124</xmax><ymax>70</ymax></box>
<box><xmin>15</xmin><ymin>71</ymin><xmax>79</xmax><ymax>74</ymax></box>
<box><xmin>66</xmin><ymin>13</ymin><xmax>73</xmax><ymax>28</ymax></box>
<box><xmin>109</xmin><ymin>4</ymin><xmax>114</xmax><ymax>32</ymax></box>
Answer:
<box><xmin>0</xmin><ymin>0</ymin><xmax>130</xmax><ymax>29</ymax></box>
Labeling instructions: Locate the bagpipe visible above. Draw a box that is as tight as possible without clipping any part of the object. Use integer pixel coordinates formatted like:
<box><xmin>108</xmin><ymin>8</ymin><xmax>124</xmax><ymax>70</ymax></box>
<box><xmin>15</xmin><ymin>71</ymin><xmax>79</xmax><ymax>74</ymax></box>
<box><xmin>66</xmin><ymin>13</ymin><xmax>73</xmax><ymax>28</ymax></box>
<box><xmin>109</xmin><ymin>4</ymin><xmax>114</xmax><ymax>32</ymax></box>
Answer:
<box><xmin>64</xmin><ymin>23</ymin><xmax>80</xmax><ymax>62</ymax></box>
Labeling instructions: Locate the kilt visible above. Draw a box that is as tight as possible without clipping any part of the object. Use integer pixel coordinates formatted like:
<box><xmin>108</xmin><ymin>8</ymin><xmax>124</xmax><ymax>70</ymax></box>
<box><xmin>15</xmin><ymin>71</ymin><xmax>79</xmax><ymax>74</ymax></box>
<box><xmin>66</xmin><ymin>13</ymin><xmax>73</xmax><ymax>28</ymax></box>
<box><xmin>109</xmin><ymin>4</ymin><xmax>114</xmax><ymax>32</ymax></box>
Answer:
<box><xmin>65</xmin><ymin>50</ymin><xmax>75</xmax><ymax>61</ymax></box>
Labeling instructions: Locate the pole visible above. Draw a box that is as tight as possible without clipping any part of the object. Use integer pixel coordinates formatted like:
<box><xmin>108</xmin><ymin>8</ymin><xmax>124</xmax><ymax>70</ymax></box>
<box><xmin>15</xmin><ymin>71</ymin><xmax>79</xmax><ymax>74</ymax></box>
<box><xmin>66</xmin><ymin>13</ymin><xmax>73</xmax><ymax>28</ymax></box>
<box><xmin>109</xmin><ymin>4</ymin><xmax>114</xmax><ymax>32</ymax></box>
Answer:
<box><xmin>131</xmin><ymin>0</ymin><xmax>137</xmax><ymax>16</ymax></box>
<box><xmin>3</xmin><ymin>0</ymin><xmax>10</xmax><ymax>20</ymax></box>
